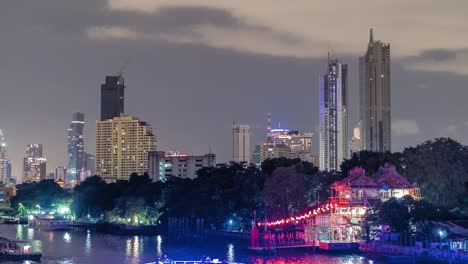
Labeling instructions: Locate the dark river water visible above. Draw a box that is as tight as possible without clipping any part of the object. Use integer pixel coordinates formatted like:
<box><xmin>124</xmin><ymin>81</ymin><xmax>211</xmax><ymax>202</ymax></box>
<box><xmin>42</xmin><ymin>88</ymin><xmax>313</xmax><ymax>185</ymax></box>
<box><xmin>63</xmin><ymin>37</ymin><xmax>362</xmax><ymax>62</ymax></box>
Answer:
<box><xmin>0</xmin><ymin>225</ymin><xmax>447</xmax><ymax>264</ymax></box>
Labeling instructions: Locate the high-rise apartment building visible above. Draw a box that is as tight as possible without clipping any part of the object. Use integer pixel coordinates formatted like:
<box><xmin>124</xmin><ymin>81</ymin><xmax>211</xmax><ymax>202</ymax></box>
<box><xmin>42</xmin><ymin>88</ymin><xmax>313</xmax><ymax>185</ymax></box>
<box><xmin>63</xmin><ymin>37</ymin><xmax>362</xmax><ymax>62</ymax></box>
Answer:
<box><xmin>101</xmin><ymin>75</ymin><xmax>125</xmax><ymax>121</ymax></box>
<box><xmin>96</xmin><ymin>116</ymin><xmax>157</xmax><ymax>182</ymax></box>
<box><xmin>67</xmin><ymin>112</ymin><xmax>85</xmax><ymax>183</ymax></box>
<box><xmin>319</xmin><ymin>58</ymin><xmax>349</xmax><ymax>171</ymax></box>
<box><xmin>251</xmin><ymin>145</ymin><xmax>262</xmax><ymax>167</ymax></box>
<box><xmin>148</xmin><ymin>151</ymin><xmax>216</xmax><ymax>181</ymax></box>
<box><xmin>0</xmin><ymin>129</ymin><xmax>7</xmax><ymax>182</ymax></box>
<box><xmin>359</xmin><ymin>29</ymin><xmax>391</xmax><ymax>152</ymax></box>
<box><xmin>232</xmin><ymin>124</ymin><xmax>250</xmax><ymax>164</ymax></box>
<box><xmin>23</xmin><ymin>144</ymin><xmax>46</xmax><ymax>183</ymax></box>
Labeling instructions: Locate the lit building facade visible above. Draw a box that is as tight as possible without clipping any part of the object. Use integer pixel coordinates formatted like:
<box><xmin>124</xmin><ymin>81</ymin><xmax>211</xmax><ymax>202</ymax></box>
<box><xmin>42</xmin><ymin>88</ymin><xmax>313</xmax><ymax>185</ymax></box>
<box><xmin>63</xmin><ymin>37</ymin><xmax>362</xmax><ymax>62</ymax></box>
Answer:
<box><xmin>0</xmin><ymin>129</ymin><xmax>7</xmax><ymax>182</ymax></box>
<box><xmin>23</xmin><ymin>144</ymin><xmax>46</xmax><ymax>183</ymax></box>
<box><xmin>67</xmin><ymin>112</ymin><xmax>85</xmax><ymax>183</ymax></box>
<box><xmin>258</xmin><ymin>128</ymin><xmax>314</xmax><ymax>164</ymax></box>
<box><xmin>96</xmin><ymin>116</ymin><xmax>157</xmax><ymax>182</ymax></box>
<box><xmin>101</xmin><ymin>75</ymin><xmax>125</xmax><ymax>121</ymax></box>
<box><xmin>319</xmin><ymin>58</ymin><xmax>348</xmax><ymax>171</ymax></box>
<box><xmin>359</xmin><ymin>29</ymin><xmax>391</xmax><ymax>152</ymax></box>
<box><xmin>148</xmin><ymin>151</ymin><xmax>216</xmax><ymax>181</ymax></box>
<box><xmin>232</xmin><ymin>124</ymin><xmax>250</xmax><ymax>164</ymax></box>
<box><xmin>260</xmin><ymin>142</ymin><xmax>297</xmax><ymax>162</ymax></box>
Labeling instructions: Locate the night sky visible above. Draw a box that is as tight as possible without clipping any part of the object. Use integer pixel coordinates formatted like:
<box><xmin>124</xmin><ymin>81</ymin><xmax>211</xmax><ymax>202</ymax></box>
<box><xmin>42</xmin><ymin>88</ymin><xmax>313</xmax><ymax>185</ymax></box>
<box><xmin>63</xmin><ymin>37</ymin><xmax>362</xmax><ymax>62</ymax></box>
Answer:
<box><xmin>1</xmin><ymin>0</ymin><xmax>468</xmax><ymax>179</ymax></box>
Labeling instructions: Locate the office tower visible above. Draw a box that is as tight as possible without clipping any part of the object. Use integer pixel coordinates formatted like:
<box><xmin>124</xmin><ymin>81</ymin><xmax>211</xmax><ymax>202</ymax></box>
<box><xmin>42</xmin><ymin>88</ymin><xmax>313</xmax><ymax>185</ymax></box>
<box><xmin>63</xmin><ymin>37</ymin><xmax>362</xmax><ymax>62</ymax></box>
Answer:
<box><xmin>148</xmin><ymin>151</ymin><xmax>216</xmax><ymax>181</ymax></box>
<box><xmin>26</xmin><ymin>144</ymin><xmax>43</xmax><ymax>157</ymax></box>
<box><xmin>101</xmin><ymin>75</ymin><xmax>125</xmax><ymax>121</ymax></box>
<box><xmin>96</xmin><ymin>116</ymin><xmax>157</xmax><ymax>182</ymax></box>
<box><xmin>23</xmin><ymin>144</ymin><xmax>46</xmax><ymax>183</ymax></box>
<box><xmin>5</xmin><ymin>161</ymin><xmax>11</xmax><ymax>179</ymax></box>
<box><xmin>232</xmin><ymin>123</ymin><xmax>250</xmax><ymax>164</ymax></box>
<box><xmin>251</xmin><ymin>145</ymin><xmax>262</xmax><ymax>167</ymax></box>
<box><xmin>257</xmin><ymin>126</ymin><xmax>314</xmax><ymax>164</ymax></box>
<box><xmin>349</xmin><ymin>122</ymin><xmax>362</xmax><ymax>157</ymax></box>
<box><xmin>84</xmin><ymin>153</ymin><xmax>96</xmax><ymax>177</ymax></box>
<box><xmin>319</xmin><ymin>57</ymin><xmax>348</xmax><ymax>171</ymax></box>
<box><xmin>55</xmin><ymin>166</ymin><xmax>67</xmax><ymax>181</ymax></box>
<box><xmin>67</xmin><ymin>112</ymin><xmax>85</xmax><ymax>183</ymax></box>
<box><xmin>0</xmin><ymin>129</ymin><xmax>6</xmax><ymax>182</ymax></box>
<box><xmin>260</xmin><ymin>141</ymin><xmax>297</xmax><ymax>162</ymax></box>
<box><xmin>359</xmin><ymin>29</ymin><xmax>391</xmax><ymax>152</ymax></box>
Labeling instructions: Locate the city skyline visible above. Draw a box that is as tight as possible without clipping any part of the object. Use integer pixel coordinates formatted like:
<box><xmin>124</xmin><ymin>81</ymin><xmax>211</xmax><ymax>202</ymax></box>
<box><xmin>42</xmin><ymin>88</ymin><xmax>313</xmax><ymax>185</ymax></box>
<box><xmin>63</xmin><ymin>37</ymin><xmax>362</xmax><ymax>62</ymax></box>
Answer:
<box><xmin>2</xmin><ymin>1</ymin><xmax>468</xmax><ymax>178</ymax></box>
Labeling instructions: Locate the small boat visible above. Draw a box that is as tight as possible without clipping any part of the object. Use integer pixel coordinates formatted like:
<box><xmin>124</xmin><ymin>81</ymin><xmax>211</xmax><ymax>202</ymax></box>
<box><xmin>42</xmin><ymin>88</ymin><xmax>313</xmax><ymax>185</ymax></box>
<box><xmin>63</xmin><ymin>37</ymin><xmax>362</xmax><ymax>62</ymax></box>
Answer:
<box><xmin>0</xmin><ymin>216</ymin><xmax>19</xmax><ymax>225</ymax></box>
<box><xmin>29</xmin><ymin>214</ymin><xmax>71</xmax><ymax>230</ymax></box>
<box><xmin>0</xmin><ymin>237</ymin><xmax>41</xmax><ymax>261</ymax></box>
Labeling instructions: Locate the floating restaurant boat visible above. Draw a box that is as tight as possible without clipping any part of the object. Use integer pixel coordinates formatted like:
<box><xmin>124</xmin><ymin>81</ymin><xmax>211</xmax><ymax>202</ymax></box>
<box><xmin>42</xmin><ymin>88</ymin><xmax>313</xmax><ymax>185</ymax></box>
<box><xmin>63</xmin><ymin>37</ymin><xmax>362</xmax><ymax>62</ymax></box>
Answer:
<box><xmin>29</xmin><ymin>214</ymin><xmax>71</xmax><ymax>230</ymax></box>
<box><xmin>145</xmin><ymin>260</ymin><xmax>244</xmax><ymax>264</ymax></box>
<box><xmin>0</xmin><ymin>237</ymin><xmax>41</xmax><ymax>261</ymax></box>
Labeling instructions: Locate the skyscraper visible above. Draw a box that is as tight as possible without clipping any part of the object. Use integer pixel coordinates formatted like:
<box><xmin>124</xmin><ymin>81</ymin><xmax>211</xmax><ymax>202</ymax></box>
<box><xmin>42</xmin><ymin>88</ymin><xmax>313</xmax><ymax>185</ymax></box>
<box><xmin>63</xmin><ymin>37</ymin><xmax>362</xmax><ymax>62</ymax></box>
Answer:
<box><xmin>23</xmin><ymin>144</ymin><xmax>46</xmax><ymax>183</ymax></box>
<box><xmin>67</xmin><ymin>112</ymin><xmax>85</xmax><ymax>183</ymax></box>
<box><xmin>359</xmin><ymin>29</ymin><xmax>391</xmax><ymax>152</ymax></box>
<box><xmin>0</xmin><ymin>129</ymin><xmax>7</xmax><ymax>182</ymax></box>
<box><xmin>96</xmin><ymin>115</ymin><xmax>157</xmax><ymax>182</ymax></box>
<box><xmin>83</xmin><ymin>152</ymin><xmax>96</xmax><ymax>178</ymax></box>
<box><xmin>232</xmin><ymin>123</ymin><xmax>250</xmax><ymax>164</ymax></box>
<box><xmin>101</xmin><ymin>75</ymin><xmax>125</xmax><ymax>121</ymax></box>
<box><xmin>319</xmin><ymin>58</ymin><xmax>348</xmax><ymax>171</ymax></box>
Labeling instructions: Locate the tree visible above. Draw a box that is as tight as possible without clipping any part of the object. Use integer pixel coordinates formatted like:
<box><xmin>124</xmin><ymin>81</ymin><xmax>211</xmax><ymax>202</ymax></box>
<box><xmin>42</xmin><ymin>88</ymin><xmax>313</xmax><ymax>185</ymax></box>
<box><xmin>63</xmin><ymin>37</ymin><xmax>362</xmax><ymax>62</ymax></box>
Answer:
<box><xmin>11</xmin><ymin>180</ymin><xmax>69</xmax><ymax>211</ymax></box>
<box><xmin>263</xmin><ymin>166</ymin><xmax>306</xmax><ymax>219</ymax></box>
<box><xmin>261</xmin><ymin>157</ymin><xmax>302</xmax><ymax>176</ymax></box>
<box><xmin>402</xmin><ymin>138</ymin><xmax>468</xmax><ymax>207</ymax></box>
<box><xmin>378</xmin><ymin>197</ymin><xmax>410</xmax><ymax>233</ymax></box>
<box><xmin>340</xmin><ymin>151</ymin><xmax>403</xmax><ymax>178</ymax></box>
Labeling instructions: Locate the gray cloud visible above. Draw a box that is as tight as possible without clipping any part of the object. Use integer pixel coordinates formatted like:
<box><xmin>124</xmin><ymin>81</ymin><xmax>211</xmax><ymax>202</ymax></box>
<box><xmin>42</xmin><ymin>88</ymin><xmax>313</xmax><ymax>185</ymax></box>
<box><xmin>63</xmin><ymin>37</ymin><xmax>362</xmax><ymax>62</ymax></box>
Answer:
<box><xmin>404</xmin><ymin>48</ymin><xmax>468</xmax><ymax>75</ymax></box>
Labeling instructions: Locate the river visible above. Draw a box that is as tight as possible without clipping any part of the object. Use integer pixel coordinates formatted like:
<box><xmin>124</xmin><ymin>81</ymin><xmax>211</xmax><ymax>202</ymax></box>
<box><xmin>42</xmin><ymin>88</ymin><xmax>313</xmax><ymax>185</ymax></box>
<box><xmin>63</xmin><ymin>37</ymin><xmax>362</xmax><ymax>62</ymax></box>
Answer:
<box><xmin>0</xmin><ymin>225</ymin><xmax>448</xmax><ymax>264</ymax></box>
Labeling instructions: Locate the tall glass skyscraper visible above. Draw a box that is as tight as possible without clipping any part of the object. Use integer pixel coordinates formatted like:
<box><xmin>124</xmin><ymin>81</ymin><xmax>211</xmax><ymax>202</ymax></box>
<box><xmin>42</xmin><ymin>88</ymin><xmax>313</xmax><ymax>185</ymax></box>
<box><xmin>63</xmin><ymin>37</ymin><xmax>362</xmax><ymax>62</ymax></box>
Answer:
<box><xmin>101</xmin><ymin>75</ymin><xmax>125</xmax><ymax>121</ymax></box>
<box><xmin>0</xmin><ymin>129</ymin><xmax>7</xmax><ymax>182</ymax></box>
<box><xmin>67</xmin><ymin>112</ymin><xmax>85</xmax><ymax>183</ymax></box>
<box><xmin>319</xmin><ymin>58</ymin><xmax>348</xmax><ymax>171</ymax></box>
<box><xmin>359</xmin><ymin>29</ymin><xmax>391</xmax><ymax>152</ymax></box>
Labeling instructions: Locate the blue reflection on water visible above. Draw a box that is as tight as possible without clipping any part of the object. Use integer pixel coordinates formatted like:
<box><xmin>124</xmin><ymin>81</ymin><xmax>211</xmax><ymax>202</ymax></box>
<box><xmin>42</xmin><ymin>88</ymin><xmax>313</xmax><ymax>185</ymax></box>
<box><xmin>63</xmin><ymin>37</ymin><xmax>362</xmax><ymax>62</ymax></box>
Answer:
<box><xmin>0</xmin><ymin>225</ymin><xmax>442</xmax><ymax>264</ymax></box>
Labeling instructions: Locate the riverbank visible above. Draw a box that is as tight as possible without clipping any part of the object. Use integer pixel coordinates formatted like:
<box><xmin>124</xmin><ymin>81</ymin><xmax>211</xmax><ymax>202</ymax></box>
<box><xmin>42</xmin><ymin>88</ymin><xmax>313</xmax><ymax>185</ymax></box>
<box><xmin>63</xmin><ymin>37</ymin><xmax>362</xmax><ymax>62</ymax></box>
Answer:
<box><xmin>359</xmin><ymin>241</ymin><xmax>468</xmax><ymax>264</ymax></box>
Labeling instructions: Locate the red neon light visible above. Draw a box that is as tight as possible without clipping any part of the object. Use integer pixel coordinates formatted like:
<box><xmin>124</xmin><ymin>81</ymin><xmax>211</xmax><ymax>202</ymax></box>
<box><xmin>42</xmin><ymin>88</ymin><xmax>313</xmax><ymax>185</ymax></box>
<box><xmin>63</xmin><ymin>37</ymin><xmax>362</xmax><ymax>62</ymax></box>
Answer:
<box><xmin>258</xmin><ymin>203</ymin><xmax>340</xmax><ymax>226</ymax></box>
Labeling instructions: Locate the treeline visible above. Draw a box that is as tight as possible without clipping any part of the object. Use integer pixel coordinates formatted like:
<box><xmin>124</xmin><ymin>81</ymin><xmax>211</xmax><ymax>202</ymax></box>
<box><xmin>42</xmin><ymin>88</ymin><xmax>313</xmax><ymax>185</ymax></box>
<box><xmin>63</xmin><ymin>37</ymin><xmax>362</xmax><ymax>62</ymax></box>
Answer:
<box><xmin>9</xmin><ymin>137</ymin><xmax>468</xmax><ymax>229</ymax></box>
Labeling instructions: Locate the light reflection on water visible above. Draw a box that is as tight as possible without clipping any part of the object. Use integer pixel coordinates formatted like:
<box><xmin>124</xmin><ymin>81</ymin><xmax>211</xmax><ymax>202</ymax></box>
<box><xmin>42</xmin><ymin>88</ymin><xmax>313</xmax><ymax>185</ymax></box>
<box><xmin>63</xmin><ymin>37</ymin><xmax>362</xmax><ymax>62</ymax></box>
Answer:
<box><xmin>156</xmin><ymin>235</ymin><xmax>163</xmax><ymax>258</ymax></box>
<box><xmin>85</xmin><ymin>231</ymin><xmax>92</xmax><ymax>255</ymax></box>
<box><xmin>227</xmin><ymin>243</ymin><xmax>235</xmax><ymax>263</ymax></box>
<box><xmin>27</xmin><ymin>226</ymin><xmax>34</xmax><ymax>240</ymax></box>
<box><xmin>0</xmin><ymin>225</ymin><xmax>437</xmax><ymax>264</ymax></box>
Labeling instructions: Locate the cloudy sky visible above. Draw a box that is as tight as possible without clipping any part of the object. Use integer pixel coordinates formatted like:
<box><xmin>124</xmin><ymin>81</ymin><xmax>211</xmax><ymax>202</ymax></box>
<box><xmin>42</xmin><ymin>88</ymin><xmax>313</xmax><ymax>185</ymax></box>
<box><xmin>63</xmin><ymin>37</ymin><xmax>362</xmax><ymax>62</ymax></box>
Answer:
<box><xmin>1</xmin><ymin>0</ymin><xmax>468</xmax><ymax>178</ymax></box>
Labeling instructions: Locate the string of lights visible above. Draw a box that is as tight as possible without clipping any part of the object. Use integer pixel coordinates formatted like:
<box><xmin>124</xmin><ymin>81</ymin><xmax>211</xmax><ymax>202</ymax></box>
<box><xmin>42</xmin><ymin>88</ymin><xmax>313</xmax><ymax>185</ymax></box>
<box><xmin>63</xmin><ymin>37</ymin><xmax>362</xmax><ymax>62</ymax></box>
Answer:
<box><xmin>258</xmin><ymin>203</ymin><xmax>338</xmax><ymax>227</ymax></box>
